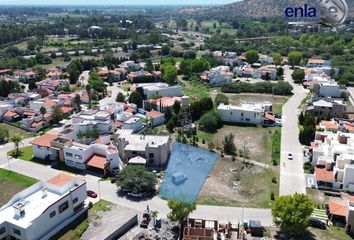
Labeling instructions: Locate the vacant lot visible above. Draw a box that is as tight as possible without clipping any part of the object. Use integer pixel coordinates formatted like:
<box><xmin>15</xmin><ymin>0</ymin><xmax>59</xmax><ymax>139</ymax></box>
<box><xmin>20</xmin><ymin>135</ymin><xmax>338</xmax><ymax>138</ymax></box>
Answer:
<box><xmin>0</xmin><ymin>169</ymin><xmax>37</xmax><ymax>206</ymax></box>
<box><xmin>198</xmin><ymin>157</ymin><xmax>279</xmax><ymax>208</ymax></box>
<box><xmin>0</xmin><ymin>122</ymin><xmax>34</xmax><ymax>139</ymax></box>
<box><xmin>211</xmin><ymin>92</ymin><xmax>289</xmax><ymax>114</ymax></box>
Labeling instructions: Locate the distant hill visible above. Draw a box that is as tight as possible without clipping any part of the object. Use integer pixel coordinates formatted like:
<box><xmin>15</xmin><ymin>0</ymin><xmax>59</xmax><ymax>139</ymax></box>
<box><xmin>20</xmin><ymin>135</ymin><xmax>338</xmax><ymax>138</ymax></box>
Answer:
<box><xmin>174</xmin><ymin>0</ymin><xmax>354</xmax><ymax>18</ymax></box>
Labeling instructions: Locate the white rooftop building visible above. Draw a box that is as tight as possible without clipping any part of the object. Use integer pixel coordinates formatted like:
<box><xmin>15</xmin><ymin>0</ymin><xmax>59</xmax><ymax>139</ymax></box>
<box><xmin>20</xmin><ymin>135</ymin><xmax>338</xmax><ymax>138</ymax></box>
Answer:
<box><xmin>0</xmin><ymin>173</ymin><xmax>87</xmax><ymax>240</ymax></box>
<box><xmin>217</xmin><ymin>102</ymin><xmax>272</xmax><ymax>125</ymax></box>
<box><xmin>132</xmin><ymin>83</ymin><xmax>184</xmax><ymax>99</ymax></box>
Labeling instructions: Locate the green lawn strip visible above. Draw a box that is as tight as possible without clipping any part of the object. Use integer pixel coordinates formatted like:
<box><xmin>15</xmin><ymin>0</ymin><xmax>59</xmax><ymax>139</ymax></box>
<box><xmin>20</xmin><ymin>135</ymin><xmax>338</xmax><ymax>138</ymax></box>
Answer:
<box><xmin>0</xmin><ymin>168</ymin><xmax>37</xmax><ymax>187</ymax></box>
<box><xmin>8</xmin><ymin>146</ymin><xmax>33</xmax><ymax>161</ymax></box>
<box><xmin>271</xmin><ymin>128</ymin><xmax>281</xmax><ymax>165</ymax></box>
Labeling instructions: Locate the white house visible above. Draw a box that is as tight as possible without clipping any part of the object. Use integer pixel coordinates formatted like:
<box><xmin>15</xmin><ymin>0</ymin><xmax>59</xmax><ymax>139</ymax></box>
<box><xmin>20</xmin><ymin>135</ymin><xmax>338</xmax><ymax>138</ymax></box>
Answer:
<box><xmin>122</xmin><ymin>117</ymin><xmax>143</xmax><ymax>133</ymax></box>
<box><xmin>146</xmin><ymin>110</ymin><xmax>165</xmax><ymax>127</ymax></box>
<box><xmin>30</xmin><ymin>133</ymin><xmax>59</xmax><ymax>160</ymax></box>
<box><xmin>319</xmin><ymin>82</ymin><xmax>340</xmax><ymax>98</ymax></box>
<box><xmin>132</xmin><ymin>83</ymin><xmax>184</xmax><ymax>99</ymax></box>
<box><xmin>258</xmin><ymin>54</ymin><xmax>273</xmax><ymax>64</ymax></box>
<box><xmin>115</xmin><ymin>129</ymin><xmax>170</xmax><ymax>169</ymax></box>
<box><xmin>0</xmin><ymin>173</ymin><xmax>87</xmax><ymax>240</ymax></box>
<box><xmin>203</xmin><ymin>66</ymin><xmax>233</xmax><ymax>86</ymax></box>
<box><xmin>64</xmin><ymin>142</ymin><xmax>121</xmax><ymax>174</ymax></box>
<box><xmin>217</xmin><ymin>102</ymin><xmax>272</xmax><ymax>125</ymax></box>
<box><xmin>312</xmin><ymin>130</ymin><xmax>354</xmax><ymax>192</ymax></box>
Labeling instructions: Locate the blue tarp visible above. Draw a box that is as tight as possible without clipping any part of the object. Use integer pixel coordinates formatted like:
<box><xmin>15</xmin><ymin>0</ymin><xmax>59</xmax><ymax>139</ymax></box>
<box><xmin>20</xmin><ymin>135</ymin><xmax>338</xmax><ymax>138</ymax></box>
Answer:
<box><xmin>159</xmin><ymin>142</ymin><xmax>219</xmax><ymax>204</ymax></box>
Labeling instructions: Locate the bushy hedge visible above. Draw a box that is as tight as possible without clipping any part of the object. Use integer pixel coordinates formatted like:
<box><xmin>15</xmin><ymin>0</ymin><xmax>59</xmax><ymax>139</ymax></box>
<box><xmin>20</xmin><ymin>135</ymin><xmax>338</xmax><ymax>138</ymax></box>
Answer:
<box><xmin>221</xmin><ymin>81</ymin><xmax>293</xmax><ymax>96</ymax></box>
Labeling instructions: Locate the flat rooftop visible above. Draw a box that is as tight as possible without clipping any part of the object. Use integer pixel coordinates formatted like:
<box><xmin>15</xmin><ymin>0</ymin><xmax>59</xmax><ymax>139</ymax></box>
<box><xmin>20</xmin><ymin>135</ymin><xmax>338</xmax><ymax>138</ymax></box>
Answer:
<box><xmin>0</xmin><ymin>173</ymin><xmax>84</xmax><ymax>229</ymax></box>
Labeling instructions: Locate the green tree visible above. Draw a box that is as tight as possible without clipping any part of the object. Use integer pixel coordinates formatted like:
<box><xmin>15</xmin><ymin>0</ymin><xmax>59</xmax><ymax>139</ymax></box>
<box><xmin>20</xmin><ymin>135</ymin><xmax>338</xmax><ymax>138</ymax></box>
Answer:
<box><xmin>52</xmin><ymin>105</ymin><xmax>63</xmax><ymax>124</ymax></box>
<box><xmin>288</xmin><ymin>51</ymin><xmax>303</xmax><ymax>68</ymax></box>
<box><xmin>39</xmin><ymin>106</ymin><xmax>47</xmax><ymax>117</ymax></box>
<box><xmin>167</xmin><ymin>200</ymin><xmax>196</xmax><ymax>236</ymax></box>
<box><xmin>145</xmin><ymin>60</ymin><xmax>154</xmax><ymax>72</ymax></box>
<box><xmin>272</xmin><ymin>194</ymin><xmax>314</xmax><ymax>235</ymax></box>
<box><xmin>88</xmin><ymin>72</ymin><xmax>106</xmax><ymax>93</ymax></box>
<box><xmin>199</xmin><ymin>111</ymin><xmax>222</xmax><ymax>133</ymax></box>
<box><xmin>161</xmin><ymin>45</ymin><xmax>170</xmax><ymax>55</ymax></box>
<box><xmin>166</xmin><ymin>115</ymin><xmax>178</xmax><ymax>133</ymax></box>
<box><xmin>291</xmin><ymin>69</ymin><xmax>305</xmax><ymax>83</ymax></box>
<box><xmin>116</xmin><ymin>165</ymin><xmax>156</xmax><ymax>193</ymax></box>
<box><xmin>245</xmin><ymin>50</ymin><xmax>259</xmax><ymax>64</ymax></box>
<box><xmin>10</xmin><ymin>135</ymin><xmax>23</xmax><ymax>157</ymax></box>
<box><xmin>162</xmin><ymin>64</ymin><xmax>178</xmax><ymax>85</ymax></box>
<box><xmin>73</xmin><ymin>94</ymin><xmax>82</xmax><ymax>112</ymax></box>
<box><xmin>128</xmin><ymin>91</ymin><xmax>143</xmax><ymax>108</ymax></box>
<box><xmin>271</xmin><ymin>52</ymin><xmax>282</xmax><ymax>65</ymax></box>
<box><xmin>0</xmin><ymin>127</ymin><xmax>9</xmax><ymax>143</ymax></box>
<box><xmin>116</xmin><ymin>92</ymin><xmax>125</xmax><ymax>102</ymax></box>
<box><xmin>214</xmin><ymin>93</ymin><xmax>229</xmax><ymax>106</ymax></box>
<box><xmin>223</xmin><ymin>133</ymin><xmax>236</xmax><ymax>155</ymax></box>
<box><xmin>173</xmin><ymin>101</ymin><xmax>181</xmax><ymax>115</ymax></box>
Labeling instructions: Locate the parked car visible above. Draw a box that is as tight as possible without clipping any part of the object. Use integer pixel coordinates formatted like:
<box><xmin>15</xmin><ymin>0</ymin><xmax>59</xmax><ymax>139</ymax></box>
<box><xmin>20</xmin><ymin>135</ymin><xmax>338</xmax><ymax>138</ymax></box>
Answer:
<box><xmin>309</xmin><ymin>218</ymin><xmax>326</xmax><ymax>229</ymax></box>
<box><xmin>128</xmin><ymin>192</ymin><xmax>144</xmax><ymax>198</ymax></box>
<box><xmin>87</xmin><ymin>190</ymin><xmax>97</xmax><ymax>198</ymax></box>
<box><xmin>288</xmin><ymin>153</ymin><xmax>293</xmax><ymax>160</ymax></box>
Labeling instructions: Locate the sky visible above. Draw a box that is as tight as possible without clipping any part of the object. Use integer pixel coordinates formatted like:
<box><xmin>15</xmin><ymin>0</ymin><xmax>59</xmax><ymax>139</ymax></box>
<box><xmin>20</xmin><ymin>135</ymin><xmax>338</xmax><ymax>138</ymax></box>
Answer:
<box><xmin>1</xmin><ymin>0</ymin><xmax>237</xmax><ymax>6</ymax></box>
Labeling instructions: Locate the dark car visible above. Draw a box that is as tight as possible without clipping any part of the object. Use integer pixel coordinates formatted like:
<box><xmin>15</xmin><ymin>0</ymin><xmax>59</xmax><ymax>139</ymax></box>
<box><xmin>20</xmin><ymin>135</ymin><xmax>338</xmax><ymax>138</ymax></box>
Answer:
<box><xmin>87</xmin><ymin>190</ymin><xmax>97</xmax><ymax>198</ymax></box>
<box><xmin>309</xmin><ymin>218</ymin><xmax>326</xmax><ymax>229</ymax></box>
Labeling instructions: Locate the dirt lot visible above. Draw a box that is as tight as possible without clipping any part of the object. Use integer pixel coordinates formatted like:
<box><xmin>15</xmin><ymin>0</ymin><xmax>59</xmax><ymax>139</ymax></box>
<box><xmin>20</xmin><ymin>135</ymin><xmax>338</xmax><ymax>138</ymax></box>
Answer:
<box><xmin>198</xmin><ymin>156</ymin><xmax>279</xmax><ymax>208</ymax></box>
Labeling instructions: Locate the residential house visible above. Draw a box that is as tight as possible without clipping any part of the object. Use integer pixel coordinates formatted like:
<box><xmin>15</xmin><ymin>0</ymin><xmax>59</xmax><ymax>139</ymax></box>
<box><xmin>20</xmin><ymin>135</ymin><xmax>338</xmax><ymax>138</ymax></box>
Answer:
<box><xmin>202</xmin><ymin>66</ymin><xmax>233</xmax><ymax>86</ymax></box>
<box><xmin>258</xmin><ymin>54</ymin><xmax>273</xmax><ymax>64</ymax></box>
<box><xmin>97</xmin><ymin>67</ymin><xmax>124</xmax><ymax>81</ymax></box>
<box><xmin>132</xmin><ymin>83</ymin><xmax>184</xmax><ymax>99</ymax></box>
<box><xmin>0</xmin><ymin>173</ymin><xmax>88</xmax><ymax>240</ymax></box>
<box><xmin>2</xmin><ymin>109</ymin><xmax>20</xmax><ymax>122</ymax></box>
<box><xmin>308</xmin><ymin>99</ymin><xmax>347</xmax><ymax>117</ymax></box>
<box><xmin>319</xmin><ymin>82</ymin><xmax>341</xmax><ymax>98</ymax></box>
<box><xmin>115</xmin><ymin>129</ymin><xmax>171</xmax><ymax>169</ymax></box>
<box><xmin>18</xmin><ymin>70</ymin><xmax>36</xmax><ymax>82</ymax></box>
<box><xmin>47</xmin><ymin>70</ymin><xmax>62</xmax><ymax>80</ymax></box>
<box><xmin>217</xmin><ymin>102</ymin><xmax>272</xmax><ymax>125</ymax></box>
<box><xmin>146</xmin><ymin>110</ymin><xmax>165</xmax><ymax>127</ymax></box>
<box><xmin>143</xmin><ymin>96</ymin><xmax>182</xmax><ymax>112</ymax></box>
<box><xmin>37</xmin><ymin>79</ymin><xmax>68</xmax><ymax>92</ymax></box>
<box><xmin>127</xmin><ymin>70</ymin><xmax>155</xmax><ymax>82</ymax></box>
<box><xmin>118</xmin><ymin>61</ymin><xmax>139</xmax><ymax>70</ymax></box>
<box><xmin>122</xmin><ymin>117</ymin><xmax>143</xmax><ymax>133</ymax></box>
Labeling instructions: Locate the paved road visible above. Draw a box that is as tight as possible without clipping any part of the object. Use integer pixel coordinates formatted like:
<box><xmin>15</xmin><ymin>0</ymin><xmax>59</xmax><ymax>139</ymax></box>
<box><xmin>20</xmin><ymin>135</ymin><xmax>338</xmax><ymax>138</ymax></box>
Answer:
<box><xmin>0</xmin><ymin>139</ymin><xmax>273</xmax><ymax>226</ymax></box>
<box><xmin>279</xmin><ymin>66</ymin><xmax>308</xmax><ymax>196</ymax></box>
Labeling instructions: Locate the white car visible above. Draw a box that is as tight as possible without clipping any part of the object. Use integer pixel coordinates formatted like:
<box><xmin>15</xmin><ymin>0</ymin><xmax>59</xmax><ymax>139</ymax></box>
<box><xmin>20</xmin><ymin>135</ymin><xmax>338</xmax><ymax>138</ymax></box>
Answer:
<box><xmin>288</xmin><ymin>153</ymin><xmax>293</xmax><ymax>160</ymax></box>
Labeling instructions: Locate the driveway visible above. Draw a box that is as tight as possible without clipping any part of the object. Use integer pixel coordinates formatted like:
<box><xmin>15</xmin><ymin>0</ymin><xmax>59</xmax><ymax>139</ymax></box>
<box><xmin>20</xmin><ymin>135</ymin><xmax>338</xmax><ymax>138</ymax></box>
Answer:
<box><xmin>279</xmin><ymin>66</ymin><xmax>308</xmax><ymax>196</ymax></box>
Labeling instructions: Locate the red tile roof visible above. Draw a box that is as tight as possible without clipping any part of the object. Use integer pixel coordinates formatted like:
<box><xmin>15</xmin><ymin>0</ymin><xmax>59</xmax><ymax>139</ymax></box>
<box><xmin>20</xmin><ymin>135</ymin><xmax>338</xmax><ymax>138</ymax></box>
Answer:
<box><xmin>328</xmin><ymin>200</ymin><xmax>347</xmax><ymax>217</ymax></box>
<box><xmin>146</xmin><ymin>110</ymin><xmax>164</xmax><ymax>118</ymax></box>
<box><xmin>153</xmin><ymin>97</ymin><xmax>181</xmax><ymax>107</ymax></box>
<box><xmin>23</xmin><ymin>111</ymin><xmax>36</xmax><ymax>116</ymax></box>
<box><xmin>315</xmin><ymin>167</ymin><xmax>335</xmax><ymax>182</ymax></box>
<box><xmin>320</xmin><ymin>120</ymin><xmax>338</xmax><ymax>130</ymax></box>
<box><xmin>345</xmin><ymin>123</ymin><xmax>354</xmax><ymax>132</ymax></box>
<box><xmin>125</xmin><ymin>106</ymin><xmax>135</xmax><ymax>113</ymax></box>
<box><xmin>3</xmin><ymin>110</ymin><xmax>18</xmax><ymax>118</ymax></box>
<box><xmin>30</xmin><ymin>133</ymin><xmax>58</xmax><ymax>147</ymax></box>
<box><xmin>86</xmin><ymin>154</ymin><xmax>108</xmax><ymax>170</ymax></box>
<box><xmin>114</xmin><ymin>120</ymin><xmax>123</xmax><ymax>128</ymax></box>
<box><xmin>44</xmin><ymin>100</ymin><xmax>57</xmax><ymax>108</ymax></box>
<box><xmin>264</xmin><ymin>112</ymin><xmax>275</xmax><ymax>121</ymax></box>
<box><xmin>47</xmin><ymin>173</ymin><xmax>78</xmax><ymax>187</ymax></box>
<box><xmin>31</xmin><ymin>121</ymin><xmax>45</xmax><ymax>128</ymax></box>
<box><xmin>61</xmin><ymin>106</ymin><xmax>73</xmax><ymax>114</ymax></box>
<box><xmin>308</xmin><ymin>59</ymin><xmax>325</xmax><ymax>65</ymax></box>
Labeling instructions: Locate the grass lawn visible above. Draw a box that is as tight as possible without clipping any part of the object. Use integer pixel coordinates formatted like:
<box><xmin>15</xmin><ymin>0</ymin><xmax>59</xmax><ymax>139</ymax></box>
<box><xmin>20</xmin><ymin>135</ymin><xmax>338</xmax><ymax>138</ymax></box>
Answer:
<box><xmin>0</xmin><ymin>168</ymin><xmax>37</xmax><ymax>206</ymax></box>
<box><xmin>307</xmin><ymin>226</ymin><xmax>352</xmax><ymax>240</ymax></box>
<box><xmin>58</xmin><ymin>200</ymin><xmax>112</xmax><ymax>240</ymax></box>
<box><xmin>271</xmin><ymin>129</ymin><xmax>281</xmax><ymax>165</ymax></box>
<box><xmin>0</xmin><ymin>122</ymin><xmax>34</xmax><ymax>139</ymax></box>
<box><xmin>182</xmin><ymin>80</ymin><xmax>210</xmax><ymax>100</ymax></box>
<box><xmin>8</xmin><ymin>146</ymin><xmax>33</xmax><ymax>161</ymax></box>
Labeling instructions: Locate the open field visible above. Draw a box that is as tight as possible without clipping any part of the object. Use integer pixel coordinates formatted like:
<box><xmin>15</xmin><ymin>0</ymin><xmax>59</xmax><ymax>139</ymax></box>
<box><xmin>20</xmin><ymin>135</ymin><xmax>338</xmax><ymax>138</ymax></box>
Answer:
<box><xmin>0</xmin><ymin>169</ymin><xmax>37</xmax><ymax>206</ymax></box>
<box><xmin>182</xmin><ymin>80</ymin><xmax>210</xmax><ymax>100</ymax></box>
<box><xmin>198</xmin><ymin>157</ymin><xmax>279</xmax><ymax>208</ymax></box>
<box><xmin>0</xmin><ymin>122</ymin><xmax>34</xmax><ymax>139</ymax></box>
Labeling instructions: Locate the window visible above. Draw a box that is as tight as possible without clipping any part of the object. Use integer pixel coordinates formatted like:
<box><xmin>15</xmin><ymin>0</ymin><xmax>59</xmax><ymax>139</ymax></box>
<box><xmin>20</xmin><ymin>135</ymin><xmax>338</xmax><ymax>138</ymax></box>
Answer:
<box><xmin>149</xmin><ymin>153</ymin><xmax>154</xmax><ymax>159</ymax></box>
<box><xmin>230</xmin><ymin>112</ymin><xmax>232</xmax><ymax>115</ymax></box>
<box><xmin>0</xmin><ymin>227</ymin><xmax>5</xmax><ymax>235</ymax></box>
<box><xmin>50</xmin><ymin>211</ymin><xmax>56</xmax><ymax>218</ymax></box>
<box><xmin>73</xmin><ymin>197</ymin><xmax>78</xmax><ymax>204</ymax></box>
<box><xmin>13</xmin><ymin>228</ymin><xmax>21</xmax><ymax>236</ymax></box>
<box><xmin>245</xmin><ymin>118</ymin><xmax>250</xmax><ymax>121</ymax></box>
<box><xmin>241</xmin><ymin>112</ymin><xmax>244</xmax><ymax>117</ymax></box>
<box><xmin>65</xmin><ymin>152</ymin><xmax>73</xmax><ymax>157</ymax></box>
<box><xmin>58</xmin><ymin>201</ymin><xmax>69</xmax><ymax>214</ymax></box>
<box><xmin>75</xmin><ymin>155</ymin><xmax>82</xmax><ymax>160</ymax></box>
<box><xmin>73</xmin><ymin>202</ymin><xmax>84</xmax><ymax>212</ymax></box>
<box><xmin>132</xmin><ymin>151</ymin><xmax>137</xmax><ymax>155</ymax></box>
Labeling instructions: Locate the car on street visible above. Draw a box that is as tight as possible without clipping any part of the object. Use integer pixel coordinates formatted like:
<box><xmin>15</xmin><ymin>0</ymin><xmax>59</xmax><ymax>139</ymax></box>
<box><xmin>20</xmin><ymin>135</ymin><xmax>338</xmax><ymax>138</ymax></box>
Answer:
<box><xmin>87</xmin><ymin>190</ymin><xmax>97</xmax><ymax>198</ymax></box>
<box><xmin>309</xmin><ymin>218</ymin><xmax>326</xmax><ymax>229</ymax></box>
<box><xmin>288</xmin><ymin>153</ymin><xmax>293</xmax><ymax>160</ymax></box>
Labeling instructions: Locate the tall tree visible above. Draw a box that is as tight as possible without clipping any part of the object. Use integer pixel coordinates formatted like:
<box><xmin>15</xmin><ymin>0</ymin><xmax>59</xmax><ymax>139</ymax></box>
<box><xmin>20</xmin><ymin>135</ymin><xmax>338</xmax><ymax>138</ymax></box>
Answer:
<box><xmin>167</xmin><ymin>200</ymin><xmax>196</xmax><ymax>238</ymax></box>
<box><xmin>39</xmin><ymin>106</ymin><xmax>47</xmax><ymax>117</ymax></box>
<box><xmin>73</xmin><ymin>94</ymin><xmax>82</xmax><ymax>112</ymax></box>
<box><xmin>128</xmin><ymin>91</ymin><xmax>143</xmax><ymax>108</ymax></box>
<box><xmin>288</xmin><ymin>51</ymin><xmax>303</xmax><ymax>68</ymax></box>
<box><xmin>271</xmin><ymin>52</ymin><xmax>283</xmax><ymax>66</ymax></box>
<box><xmin>162</xmin><ymin>64</ymin><xmax>178</xmax><ymax>85</ymax></box>
<box><xmin>10</xmin><ymin>135</ymin><xmax>23</xmax><ymax>157</ymax></box>
<box><xmin>272</xmin><ymin>194</ymin><xmax>314</xmax><ymax>236</ymax></box>
<box><xmin>116</xmin><ymin>92</ymin><xmax>125</xmax><ymax>102</ymax></box>
<box><xmin>223</xmin><ymin>133</ymin><xmax>236</xmax><ymax>155</ymax></box>
<box><xmin>52</xmin><ymin>105</ymin><xmax>63</xmax><ymax>124</ymax></box>
<box><xmin>291</xmin><ymin>69</ymin><xmax>305</xmax><ymax>83</ymax></box>
<box><xmin>245</xmin><ymin>50</ymin><xmax>259</xmax><ymax>64</ymax></box>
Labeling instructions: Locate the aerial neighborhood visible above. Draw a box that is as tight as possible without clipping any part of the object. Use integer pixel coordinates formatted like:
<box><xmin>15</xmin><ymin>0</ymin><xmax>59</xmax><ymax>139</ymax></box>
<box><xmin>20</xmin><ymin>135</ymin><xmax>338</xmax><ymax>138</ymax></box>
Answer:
<box><xmin>0</xmin><ymin>1</ymin><xmax>354</xmax><ymax>240</ymax></box>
